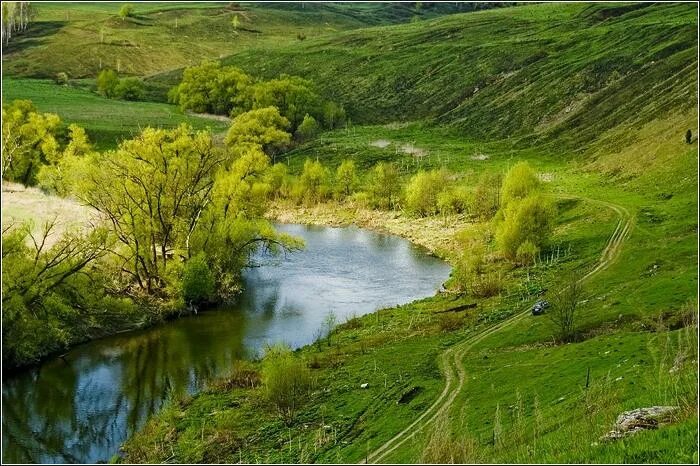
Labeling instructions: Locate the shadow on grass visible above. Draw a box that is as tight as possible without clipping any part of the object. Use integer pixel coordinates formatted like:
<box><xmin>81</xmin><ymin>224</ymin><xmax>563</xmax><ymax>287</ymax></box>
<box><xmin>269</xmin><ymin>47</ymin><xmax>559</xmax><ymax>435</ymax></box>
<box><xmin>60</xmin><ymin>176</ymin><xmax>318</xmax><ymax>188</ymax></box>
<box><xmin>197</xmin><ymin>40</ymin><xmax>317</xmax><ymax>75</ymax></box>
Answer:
<box><xmin>3</xmin><ymin>21</ymin><xmax>66</xmax><ymax>55</ymax></box>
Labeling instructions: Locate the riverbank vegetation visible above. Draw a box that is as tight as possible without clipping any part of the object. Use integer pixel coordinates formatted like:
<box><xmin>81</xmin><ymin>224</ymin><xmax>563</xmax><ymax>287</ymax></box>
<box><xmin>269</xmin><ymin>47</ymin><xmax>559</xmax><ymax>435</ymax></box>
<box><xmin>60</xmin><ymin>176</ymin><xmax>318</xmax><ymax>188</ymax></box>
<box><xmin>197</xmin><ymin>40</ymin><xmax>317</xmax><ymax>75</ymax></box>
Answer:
<box><xmin>2</xmin><ymin>1</ymin><xmax>697</xmax><ymax>463</ymax></box>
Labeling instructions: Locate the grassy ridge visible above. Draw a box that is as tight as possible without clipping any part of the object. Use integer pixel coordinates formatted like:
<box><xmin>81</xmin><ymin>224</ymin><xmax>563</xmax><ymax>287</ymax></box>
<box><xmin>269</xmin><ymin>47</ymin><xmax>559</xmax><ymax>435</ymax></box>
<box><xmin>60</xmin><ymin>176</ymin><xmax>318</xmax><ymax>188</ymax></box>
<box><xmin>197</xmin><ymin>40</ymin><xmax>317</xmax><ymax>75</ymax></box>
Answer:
<box><xmin>211</xmin><ymin>2</ymin><xmax>697</xmax><ymax>148</ymax></box>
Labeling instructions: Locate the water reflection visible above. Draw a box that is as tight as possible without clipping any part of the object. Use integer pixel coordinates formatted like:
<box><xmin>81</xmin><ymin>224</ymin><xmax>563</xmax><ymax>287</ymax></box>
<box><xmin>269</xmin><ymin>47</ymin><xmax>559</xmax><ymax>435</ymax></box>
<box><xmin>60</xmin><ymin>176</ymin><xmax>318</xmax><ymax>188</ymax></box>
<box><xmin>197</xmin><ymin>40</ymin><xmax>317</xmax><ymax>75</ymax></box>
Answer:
<box><xmin>2</xmin><ymin>223</ymin><xmax>450</xmax><ymax>463</ymax></box>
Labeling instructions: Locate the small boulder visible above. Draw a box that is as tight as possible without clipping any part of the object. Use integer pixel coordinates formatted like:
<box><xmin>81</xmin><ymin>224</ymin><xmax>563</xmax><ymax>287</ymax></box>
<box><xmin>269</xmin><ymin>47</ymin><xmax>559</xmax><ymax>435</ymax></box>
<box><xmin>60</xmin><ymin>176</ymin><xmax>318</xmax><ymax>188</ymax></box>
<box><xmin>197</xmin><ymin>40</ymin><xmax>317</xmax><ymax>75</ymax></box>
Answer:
<box><xmin>602</xmin><ymin>406</ymin><xmax>678</xmax><ymax>441</ymax></box>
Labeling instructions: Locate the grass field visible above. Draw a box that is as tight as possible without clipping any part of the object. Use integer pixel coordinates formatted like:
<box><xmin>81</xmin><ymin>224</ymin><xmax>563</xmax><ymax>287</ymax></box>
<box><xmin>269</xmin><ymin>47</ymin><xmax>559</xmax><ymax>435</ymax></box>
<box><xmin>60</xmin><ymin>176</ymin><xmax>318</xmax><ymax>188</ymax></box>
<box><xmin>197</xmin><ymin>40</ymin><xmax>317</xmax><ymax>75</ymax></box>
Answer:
<box><xmin>2</xmin><ymin>77</ymin><xmax>229</xmax><ymax>150</ymax></box>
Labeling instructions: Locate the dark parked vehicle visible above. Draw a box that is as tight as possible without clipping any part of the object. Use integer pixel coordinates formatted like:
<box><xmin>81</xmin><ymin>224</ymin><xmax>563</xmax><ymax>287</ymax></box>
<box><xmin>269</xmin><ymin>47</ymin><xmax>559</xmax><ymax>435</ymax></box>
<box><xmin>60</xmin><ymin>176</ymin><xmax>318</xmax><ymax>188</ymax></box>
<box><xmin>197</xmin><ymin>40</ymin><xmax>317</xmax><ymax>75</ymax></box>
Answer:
<box><xmin>531</xmin><ymin>300</ymin><xmax>550</xmax><ymax>315</ymax></box>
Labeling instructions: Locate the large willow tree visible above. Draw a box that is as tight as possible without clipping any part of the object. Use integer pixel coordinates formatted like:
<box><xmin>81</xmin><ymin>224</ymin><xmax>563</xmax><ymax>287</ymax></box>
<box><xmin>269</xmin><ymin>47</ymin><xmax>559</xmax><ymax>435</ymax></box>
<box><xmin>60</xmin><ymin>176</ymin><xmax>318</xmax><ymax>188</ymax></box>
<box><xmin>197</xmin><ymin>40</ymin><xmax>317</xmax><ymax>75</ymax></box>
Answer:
<box><xmin>77</xmin><ymin>124</ymin><xmax>299</xmax><ymax>300</ymax></box>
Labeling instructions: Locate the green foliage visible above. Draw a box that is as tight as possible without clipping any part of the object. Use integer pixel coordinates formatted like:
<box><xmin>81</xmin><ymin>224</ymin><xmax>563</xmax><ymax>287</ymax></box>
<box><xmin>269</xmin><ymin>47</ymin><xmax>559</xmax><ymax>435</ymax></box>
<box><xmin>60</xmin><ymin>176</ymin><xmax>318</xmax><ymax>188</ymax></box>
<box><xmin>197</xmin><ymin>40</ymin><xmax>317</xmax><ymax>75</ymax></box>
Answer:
<box><xmin>334</xmin><ymin>159</ymin><xmax>359</xmax><ymax>199</ymax></box>
<box><xmin>118</xmin><ymin>3</ymin><xmax>134</xmax><ymax>20</ymax></box>
<box><xmin>261</xmin><ymin>344</ymin><xmax>314</xmax><ymax>424</ymax></box>
<box><xmin>182</xmin><ymin>253</ymin><xmax>215</xmax><ymax>304</ymax></box>
<box><xmin>547</xmin><ymin>272</ymin><xmax>583</xmax><ymax>342</ymax></box>
<box><xmin>294</xmin><ymin>113</ymin><xmax>319</xmax><ymax>142</ymax></box>
<box><xmin>297</xmin><ymin>158</ymin><xmax>331</xmax><ymax>205</ymax></box>
<box><xmin>114</xmin><ymin>77</ymin><xmax>145</xmax><ymax>101</ymax></box>
<box><xmin>472</xmin><ymin>172</ymin><xmax>502</xmax><ymax>220</ymax></box>
<box><xmin>501</xmin><ymin>161</ymin><xmax>540</xmax><ymax>207</ymax></box>
<box><xmin>515</xmin><ymin>240</ymin><xmax>539</xmax><ymax>266</ymax></box>
<box><xmin>96</xmin><ymin>68</ymin><xmax>119</xmax><ymax>98</ymax></box>
<box><xmin>496</xmin><ymin>194</ymin><xmax>555</xmax><ymax>261</ymax></box>
<box><xmin>1</xmin><ymin>99</ymin><xmax>61</xmax><ymax>185</ymax></box>
<box><xmin>321</xmin><ymin>101</ymin><xmax>347</xmax><ymax>129</ymax></box>
<box><xmin>169</xmin><ymin>61</ymin><xmax>253</xmax><ymax>115</ymax></box>
<box><xmin>365</xmin><ymin>162</ymin><xmax>400</xmax><ymax>209</ymax></box>
<box><xmin>1</xmin><ymin>222</ymin><xmax>137</xmax><ymax>367</ymax></box>
<box><xmin>436</xmin><ymin>185</ymin><xmax>470</xmax><ymax>216</ymax></box>
<box><xmin>404</xmin><ymin>169</ymin><xmax>451</xmax><ymax>216</ymax></box>
<box><xmin>225</xmin><ymin>106</ymin><xmax>291</xmax><ymax>158</ymax></box>
<box><xmin>54</xmin><ymin>72</ymin><xmax>69</xmax><ymax>86</ymax></box>
<box><xmin>252</xmin><ymin>75</ymin><xmax>321</xmax><ymax>130</ymax></box>
<box><xmin>36</xmin><ymin>124</ymin><xmax>95</xmax><ymax>195</ymax></box>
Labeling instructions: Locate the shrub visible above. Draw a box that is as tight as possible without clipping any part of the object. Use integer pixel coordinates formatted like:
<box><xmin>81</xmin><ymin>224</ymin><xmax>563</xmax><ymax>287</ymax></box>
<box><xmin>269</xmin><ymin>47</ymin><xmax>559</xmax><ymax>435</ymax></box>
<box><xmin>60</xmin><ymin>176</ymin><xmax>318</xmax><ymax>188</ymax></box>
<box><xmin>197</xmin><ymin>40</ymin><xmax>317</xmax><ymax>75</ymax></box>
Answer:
<box><xmin>294</xmin><ymin>113</ymin><xmax>318</xmax><ymax>142</ymax></box>
<box><xmin>471</xmin><ymin>172</ymin><xmax>502</xmax><ymax>219</ymax></box>
<box><xmin>170</xmin><ymin>61</ymin><xmax>253</xmax><ymax>115</ymax></box>
<box><xmin>119</xmin><ymin>3</ymin><xmax>134</xmax><ymax>20</ymax></box>
<box><xmin>225</xmin><ymin>107</ymin><xmax>291</xmax><ymax>158</ymax></box>
<box><xmin>261</xmin><ymin>344</ymin><xmax>314</xmax><ymax>423</ymax></box>
<box><xmin>548</xmin><ymin>272</ymin><xmax>583</xmax><ymax>342</ymax></box>
<box><xmin>496</xmin><ymin>194</ymin><xmax>555</xmax><ymax>261</ymax></box>
<box><xmin>217</xmin><ymin>360</ymin><xmax>261</xmax><ymax>389</ymax></box>
<box><xmin>437</xmin><ymin>185</ymin><xmax>470</xmax><ymax>216</ymax></box>
<box><xmin>322</xmin><ymin>101</ymin><xmax>346</xmax><ymax>129</ymax></box>
<box><xmin>366</xmin><ymin>162</ymin><xmax>400</xmax><ymax>209</ymax></box>
<box><xmin>298</xmin><ymin>158</ymin><xmax>330</xmax><ymax>204</ymax></box>
<box><xmin>501</xmin><ymin>161</ymin><xmax>540</xmax><ymax>207</ymax></box>
<box><xmin>334</xmin><ymin>159</ymin><xmax>358</xmax><ymax>199</ymax></box>
<box><xmin>516</xmin><ymin>240</ymin><xmax>539</xmax><ymax>266</ymax></box>
<box><xmin>405</xmin><ymin>169</ymin><xmax>451</xmax><ymax>217</ymax></box>
<box><xmin>96</xmin><ymin>68</ymin><xmax>119</xmax><ymax>98</ymax></box>
<box><xmin>114</xmin><ymin>77</ymin><xmax>144</xmax><ymax>101</ymax></box>
<box><xmin>438</xmin><ymin>312</ymin><xmax>464</xmax><ymax>332</ymax></box>
<box><xmin>182</xmin><ymin>253</ymin><xmax>214</xmax><ymax>304</ymax></box>
<box><xmin>55</xmin><ymin>72</ymin><xmax>69</xmax><ymax>86</ymax></box>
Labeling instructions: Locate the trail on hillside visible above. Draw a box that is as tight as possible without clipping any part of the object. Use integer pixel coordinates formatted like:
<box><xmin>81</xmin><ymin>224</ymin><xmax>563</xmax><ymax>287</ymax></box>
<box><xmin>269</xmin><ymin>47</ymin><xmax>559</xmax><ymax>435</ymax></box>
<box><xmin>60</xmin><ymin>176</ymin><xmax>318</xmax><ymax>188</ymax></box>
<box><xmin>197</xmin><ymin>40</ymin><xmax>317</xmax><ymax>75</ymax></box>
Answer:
<box><xmin>363</xmin><ymin>196</ymin><xmax>634</xmax><ymax>464</ymax></box>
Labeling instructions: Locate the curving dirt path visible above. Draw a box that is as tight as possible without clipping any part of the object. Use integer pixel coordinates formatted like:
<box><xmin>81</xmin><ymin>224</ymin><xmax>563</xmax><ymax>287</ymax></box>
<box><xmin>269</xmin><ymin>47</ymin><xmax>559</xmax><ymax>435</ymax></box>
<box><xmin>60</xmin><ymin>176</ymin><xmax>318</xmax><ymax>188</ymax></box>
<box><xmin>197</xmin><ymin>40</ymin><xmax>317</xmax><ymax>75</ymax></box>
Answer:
<box><xmin>364</xmin><ymin>196</ymin><xmax>634</xmax><ymax>464</ymax></box>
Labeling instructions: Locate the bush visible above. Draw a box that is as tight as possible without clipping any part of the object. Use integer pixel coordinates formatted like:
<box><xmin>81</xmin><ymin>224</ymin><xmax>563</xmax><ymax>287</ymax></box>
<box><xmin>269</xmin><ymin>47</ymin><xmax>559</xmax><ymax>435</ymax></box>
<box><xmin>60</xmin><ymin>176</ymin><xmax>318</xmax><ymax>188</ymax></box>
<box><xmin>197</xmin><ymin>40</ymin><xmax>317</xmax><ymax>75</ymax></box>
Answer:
<box><xmin>334</xmin><ymin>159</ymin><xmax>358</xmax><ymax>199</ymax></box>
<box><xmin>114</xmin><ymin>77</ymin><xmax>144</xmax><ymax>101</ymax></box>
<box><xmin>547</xmin><ymin>272</ymin><xmax>583</xmax><ymax>342</ymax></box>
<box><xmin>501</xmin><ymin>161</ymin><xmax>540</xmax><ymax>207</ymax></box>
<box><xmin>322</xmin><ymin>101</ymin><xmax>346</xmax><ymax>129</ymax></box>
<box><xmin>471</xmin><ymin>172</ymin><xmax>502</xmax><ymax>219</ymax></box>
<box><xmin>182</xmin><ymin>253</ymin><xmax>214</xmax><ymax>305</ymax></box>
<box><xmin>119</xmin><ymin>3</ymin><xmax>134</xmax><ymax>19</ymax></box>
<box><xmin>496</xmin><ymin>194</ymin><xmax>555</xmax><ymax>261</ymax></box>
<box><xmin>294</xmin><ymin>113</ymin><xmax>318</xmax><ymax>142</ymax></box>
<box><xmin>438</xmin><ymin>312</ymin><xmax>464</xmax><ymax>332</ymax></box>
<box><xmin>298</xmin><ymin>158</ymin><xmax>331</xmax><ymax>204</ymax></box>
<box><xmin>225</xmin><ymin>106</ymin><xmax>291</xmax><ymax>158</ymax></box>
<box><xmin>366</xmin><ymin>162</ymin><xmax>400</xmax><ymax>210</ymax></box>
<box><xmin>55</xmin><ymin>72</ymin><xmax>69</xmax><ymax>86</ymax></box>
<box><xmin>516</xmin><ymin>240</ymin><xmax>539</xmax><ymax>266</ymax></box>
<box><xmin>261</xmin><ymin>344</ymin><xmax>314</xmax><ymax>423</ymax></box>
<box><xmin>404</xmin><ymin>169</ymin><xmax>451</xmax><ymax>216</ymax></box>
<box><xmin>437</xmin><ymin>185</ymin><xmax>470</xmax><ymax>216</ymax></box>
<box><xmin>96</xmin><ymin>69</ymin><xmax>119</xmax><ymax>98</ymax></box>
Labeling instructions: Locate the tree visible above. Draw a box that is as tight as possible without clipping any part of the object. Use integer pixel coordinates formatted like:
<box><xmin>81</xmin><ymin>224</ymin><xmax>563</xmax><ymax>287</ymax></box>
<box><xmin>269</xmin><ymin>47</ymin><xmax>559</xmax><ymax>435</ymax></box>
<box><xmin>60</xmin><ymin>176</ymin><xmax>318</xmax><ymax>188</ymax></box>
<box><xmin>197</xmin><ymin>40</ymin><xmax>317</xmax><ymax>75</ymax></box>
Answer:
<box><xmin>261</xmin><ymin>344</ymin><xmax>314</xmax><ymax>424</ymax></box>
<box><xmin>335</xmin><ymin>159</ymin><xmax>358</xmax><ymax>199</ymax></box>
<box><xmin>119</xmin><ymin>4</ymin><xmax>134</xmax><ymax>20</ymax></box>
<box><xmin>496</xmin><ymin>194</ymin><xmax>556</xmax><ymax>261</ymax></box>
<box><xmin>472</xmin><ymin>172</ymin><xmax>502</xmax><ymax>220</ymax></box>
<box><xmin>1</xmin><ymin>2</ymin><xmax>32</xmax><ymax>45</ymax></box>
<box><xmin>501</xmin><ymin>161</ymin><xmax>540</xmax><ymax>207</ymax></box>
<box><xmin>252</xmin><ymin>75</ymin><xmax>321</xmax><ymax>130</ymax></box>
<box><xmin>547</xmin><ymin>272</ymin><xmax>583</xmax><ymax>342</ymax></box>
<box><xmin>294</xmin><ymin>113</ymin><xmax>318</xmax><ymax>142</ymax></box>
<box><xmin>36</xmin><ymin>124</ymin><xmax>96</xmax><ymax>196</ymax></box>
<box><xmin>298</xmin><ymin>158</ymin><xmax>330</xmax><ymax>204</ymax></box>
<box><xmin>55</xmin><ymin>72</ymin><xmax>69</xmax><ymax>86</ymax></box>
<box><xmin>182</xmin><ymin>253</ymin><xmax>214</xmax><ymax>305</ymax></box>
<box><xmin>225</xmin><ymin>107</ymin><xmax>291</xmax><ymax>160</ymax></box>
<box><xmin>404</xmin><ymin>169</ymin><xmax>451</xmax><ymax>216</ymax></box>
<box><xmin>366</xmin><ymin>162</ymin><xmax>400</xmax><ymax>209</ymax></box>
<box><xmin>169</xmin><ymin>61</ymin><xmax>253</xmax><ymax>115</ymax></box>
<box><xmin>321</xmin><ymin>101</ymin><xmax>346</xmax><ymax>129</ymax></box>
<box><xmin>2</xmin><ymin>99</ymin><xmax>61</xmax><ymax>185</ymax></box>
<box><xmin>96</xmin><ymin>68</ymin><xmax>119</xmax><ymax>98</ymax></box>
<box><xmin>114</xmin><ymin>77</ymin><xmax>144</xmax><ymax>101</ymax></box>
<box><xmin>231</xmin><ymin>14</ymin><xmax>239</xmax><ymax>30</ymax></box>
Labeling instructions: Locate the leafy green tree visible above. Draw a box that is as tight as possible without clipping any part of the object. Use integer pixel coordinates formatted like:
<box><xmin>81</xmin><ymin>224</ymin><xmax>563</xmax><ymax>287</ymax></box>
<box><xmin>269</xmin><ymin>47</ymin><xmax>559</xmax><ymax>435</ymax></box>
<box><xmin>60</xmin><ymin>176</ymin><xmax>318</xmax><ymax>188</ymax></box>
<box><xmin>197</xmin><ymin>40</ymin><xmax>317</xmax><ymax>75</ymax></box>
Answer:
<box><xmin>261</xmin><ymin>344</ymin><xmax>314</xmax><ymax>424</ymax></box>
<box><xmin>119</xmin><ymin>4</ymin><xmax>134</xmax><ymax>20</ymax></box>
<box><xmin>37</xmin><ymin>124</ymin><xmax>95</xmax><ymax>195</ymax></box>
<box><xmin>96</xmin><ymin>68</ymin><xmax>119</xmax><ymax>98</ymax></box>
<box><xmin>2</xmin><ymin>99</ymin><xmax>61</xmax><ymax>185</ymax></box>
<box><xmin>182</xmin><ymin>253</ymin><xmax>214</xmax><ymax>305</ymax></box>
<box><xmin>55</xmin><ymin>72</ymin><xmax>69</xmax><ymax>86</ymax></box>
<box><xmin>404</xmin><ymin>169</ymin><xmax>451</xmax><ymax>216</ymax></box>
<box><xmin>169</xmin><ymin>61</ymin><xmax>253</xmax><ymax>115</ymax></box>
<box><xmin>496</xmin><ymin>194</ymin><xmax>555</xmax><ymax>261</ymax></box>
<box><xmin>547</xmin><ymin>272</ymin><xmax>583</xmax><ymax>342</ymax></box>
<box><xmin>114</xmin><ymin>77</ymin><xmax>144</xmax><ymax>101</ymax></box>
<box><xmin>294</xmin><ymin>113</ymin><xmax>318</xmax><ymax>142</ymax></box>
<box><xmin>225</xmin><ymin>107</ymin><xmax>291</xmax><ymax>160</ymax></box>
<box><xmin>252</xmin><ymin>75</ymin><xmax>321</xmax><ymax>130</ymax></box>
<box><xmin>501</xmin><ymin>161</ymin><xmax>540</xmax><ymax>207</ymax></box>
<box><xmin>516</xmin><ymin>240</ymin><xmax>539</xmax><ymax>266</ymax></box>
<box><xmin>335</xmin><ymin>159</ymin><xmax>358</xmax><ymax>199</ymax></box>
<box><xmin>321</xmin><ymin>101</ymin><xmax>347</xmax><ymax>129</ymax></box>
<box><xmin>366</xmin><ymin>162</ymin><xmax>400</xmax><ymax>209</ymax></box>
<box><xmin>472</xmin><ymin>172</ymin><xmax>502</xmax><ymax>219</ymax></box>
<box><xmin>298</xmin><ymin>158</ymin><xmax>330</xmax><ymax>204</ymax></box>
<box><xmin>231</xmin><ymin>14</ymin><xmax>239</xmax><ymax>30</ymax></box>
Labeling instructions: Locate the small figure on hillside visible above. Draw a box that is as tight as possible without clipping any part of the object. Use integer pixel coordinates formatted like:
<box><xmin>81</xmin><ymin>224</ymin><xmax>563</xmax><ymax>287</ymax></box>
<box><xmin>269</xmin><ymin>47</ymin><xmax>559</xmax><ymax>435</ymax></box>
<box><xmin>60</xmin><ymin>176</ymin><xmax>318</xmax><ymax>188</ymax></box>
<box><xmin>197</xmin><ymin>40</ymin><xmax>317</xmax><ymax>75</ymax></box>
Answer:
<box><xmin>685</xmin><ymin>129</ymin><xmax>692</xmax><ymax>144</ymax></box>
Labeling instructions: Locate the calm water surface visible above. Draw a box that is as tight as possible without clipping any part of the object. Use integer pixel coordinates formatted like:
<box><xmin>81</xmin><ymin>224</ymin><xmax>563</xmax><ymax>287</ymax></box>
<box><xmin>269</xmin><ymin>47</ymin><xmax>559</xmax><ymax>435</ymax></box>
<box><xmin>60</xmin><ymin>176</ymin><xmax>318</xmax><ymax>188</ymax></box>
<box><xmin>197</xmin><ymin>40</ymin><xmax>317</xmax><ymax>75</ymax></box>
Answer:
<box><xmin>1</xmin><ymin>224</ymin><xmax>450</xmax><ymax>463</ymax></box>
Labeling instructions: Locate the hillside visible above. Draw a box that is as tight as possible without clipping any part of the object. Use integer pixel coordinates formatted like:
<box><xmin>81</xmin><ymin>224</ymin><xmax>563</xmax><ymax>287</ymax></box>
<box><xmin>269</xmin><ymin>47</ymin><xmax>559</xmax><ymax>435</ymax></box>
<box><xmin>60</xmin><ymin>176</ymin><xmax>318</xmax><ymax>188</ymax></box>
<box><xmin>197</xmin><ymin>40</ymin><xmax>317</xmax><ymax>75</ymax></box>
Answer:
<box><xmin>207</xmin><ymin>2</ymin><xmax>697</xmax><ymax>150</ymax></box>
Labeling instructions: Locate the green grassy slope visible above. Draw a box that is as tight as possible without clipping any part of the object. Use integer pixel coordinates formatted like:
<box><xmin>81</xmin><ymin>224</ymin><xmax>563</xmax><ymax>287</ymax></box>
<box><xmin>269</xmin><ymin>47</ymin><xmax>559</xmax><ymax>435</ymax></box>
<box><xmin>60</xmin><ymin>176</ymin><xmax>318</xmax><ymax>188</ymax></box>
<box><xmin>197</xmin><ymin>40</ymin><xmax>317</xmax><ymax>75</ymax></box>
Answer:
<box><xmin>2</xmin><ymin>77</ymin><xmax>228</xmax><ymax>150</ymax></box>
<box><xmin>3</xmin><ymin>1</ymin><xmax>471</xmax><ymax>81</ymax></box>
<box><xmin>211</xmin><ymin>2</ymin><xmax>696</xmax><ymax>149</ymax></box>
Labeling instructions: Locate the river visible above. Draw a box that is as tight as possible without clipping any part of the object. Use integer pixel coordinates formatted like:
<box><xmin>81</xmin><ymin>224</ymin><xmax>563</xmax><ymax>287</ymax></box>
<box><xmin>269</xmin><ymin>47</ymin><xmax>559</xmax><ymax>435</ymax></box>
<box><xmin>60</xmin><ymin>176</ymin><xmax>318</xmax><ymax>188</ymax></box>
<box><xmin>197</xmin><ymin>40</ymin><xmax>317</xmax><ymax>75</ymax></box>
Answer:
<box><xmin>1</xmin><ymin>223</ymin><xmax>451</xmax><ymax>463</ymax></box>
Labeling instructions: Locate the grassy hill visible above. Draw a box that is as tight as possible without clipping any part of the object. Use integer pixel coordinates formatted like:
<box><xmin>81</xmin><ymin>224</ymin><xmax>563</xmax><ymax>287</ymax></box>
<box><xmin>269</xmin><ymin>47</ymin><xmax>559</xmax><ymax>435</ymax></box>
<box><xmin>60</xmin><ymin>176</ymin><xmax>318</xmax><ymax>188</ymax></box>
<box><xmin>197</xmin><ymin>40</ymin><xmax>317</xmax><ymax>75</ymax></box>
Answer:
<box><xmin>207</xmin><ymin>2</ymin><xmax>697</xmax><ymax>150</ymax></box>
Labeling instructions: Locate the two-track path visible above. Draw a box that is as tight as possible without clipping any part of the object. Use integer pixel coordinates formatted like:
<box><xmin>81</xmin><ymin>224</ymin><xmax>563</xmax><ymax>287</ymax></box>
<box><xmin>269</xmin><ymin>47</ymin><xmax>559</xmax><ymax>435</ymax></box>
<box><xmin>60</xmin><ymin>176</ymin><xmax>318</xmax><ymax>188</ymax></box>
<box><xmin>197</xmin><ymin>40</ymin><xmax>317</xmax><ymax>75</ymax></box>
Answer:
<box><xmin>364</xmin><ymin>196</ymin><xmax>634</xmax><ymax>464</ymax></box>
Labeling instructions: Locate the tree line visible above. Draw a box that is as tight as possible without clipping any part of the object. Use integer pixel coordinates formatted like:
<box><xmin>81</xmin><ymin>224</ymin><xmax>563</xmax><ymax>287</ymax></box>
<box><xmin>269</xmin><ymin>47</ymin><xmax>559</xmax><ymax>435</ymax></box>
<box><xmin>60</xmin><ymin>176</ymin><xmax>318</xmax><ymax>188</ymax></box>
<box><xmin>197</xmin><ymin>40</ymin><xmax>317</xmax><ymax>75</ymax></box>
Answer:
<box><xmin>1</xmin><ymin>2</ymin><xmax>32</xmax><ymax>45</ymax></box>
